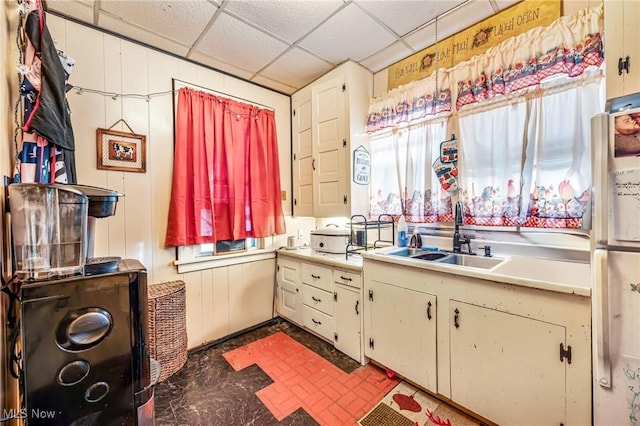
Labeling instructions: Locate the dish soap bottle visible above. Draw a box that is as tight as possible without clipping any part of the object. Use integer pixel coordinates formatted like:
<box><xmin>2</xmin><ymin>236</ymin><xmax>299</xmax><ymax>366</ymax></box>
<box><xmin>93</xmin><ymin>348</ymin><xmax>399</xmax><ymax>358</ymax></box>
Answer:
<box><xmin>397</xmin><ymin>215</ymin><xmax>408</xmax><ymax>247</ymax></box>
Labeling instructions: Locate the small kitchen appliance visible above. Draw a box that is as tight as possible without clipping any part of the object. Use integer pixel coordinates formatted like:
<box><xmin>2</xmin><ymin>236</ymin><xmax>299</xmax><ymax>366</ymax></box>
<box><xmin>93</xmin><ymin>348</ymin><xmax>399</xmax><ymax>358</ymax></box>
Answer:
<box><xmin>310</xmin><ymin>226</ymin><xmax>350</xmax><ymax>253</ymax></box>
<box><xmin>8</xmin><ymin>183</ymin><xmax>124</xmax><ymax>278</ymax></box>
<box><xmin>9</xmin><ymin>183</ymin><xmax>88</xmax><ymax>280</ymax></box>
<box><xmin>591</xmin><ymin>95</ymin><xmax>640</xmax><ymax>426</ymax></box>
<box><xmin>7</xmin><ymin>183</ymin><xmax>154</xmax><ymax>424</ymax></box>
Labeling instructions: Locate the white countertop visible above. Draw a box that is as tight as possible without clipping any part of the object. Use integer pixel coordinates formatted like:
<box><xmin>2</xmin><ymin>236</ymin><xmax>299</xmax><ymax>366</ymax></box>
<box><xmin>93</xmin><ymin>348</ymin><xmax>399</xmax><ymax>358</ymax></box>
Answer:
<box><xmin>277</xmin><ymin>245</ymin><xmax>591</xmax><ymax>297</ymax></box>
<box><xmin>277</xmin><ymin>246</ymin><xmax>363</xmax><ymax>271</ymax></box>
<box><xmin>361</xmin><ymin>247</ymin><xmax>591</xmax><ymax>297</ymax></box>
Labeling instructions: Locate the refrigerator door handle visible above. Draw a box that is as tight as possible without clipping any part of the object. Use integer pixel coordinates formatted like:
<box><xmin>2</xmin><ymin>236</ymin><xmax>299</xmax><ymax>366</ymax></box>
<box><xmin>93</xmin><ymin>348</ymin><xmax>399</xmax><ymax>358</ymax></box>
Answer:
<box><xmin>590</xmin><ymin>113</ymin><xmax>609</xmax><ymax>246</ymax></box>
<box><xmin>593</xmin><ymin>249</ymin><xmax>612</xmax><ymax>388</ymax></box>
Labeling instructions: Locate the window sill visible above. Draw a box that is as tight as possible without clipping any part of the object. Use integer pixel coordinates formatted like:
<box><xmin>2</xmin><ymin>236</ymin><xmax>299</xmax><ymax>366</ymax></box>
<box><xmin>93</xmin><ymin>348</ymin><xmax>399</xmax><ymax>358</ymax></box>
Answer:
<box><xmin>174</xmin><ymin>249</ymin><xmax>276</xmax><ymax>273</ymax></box>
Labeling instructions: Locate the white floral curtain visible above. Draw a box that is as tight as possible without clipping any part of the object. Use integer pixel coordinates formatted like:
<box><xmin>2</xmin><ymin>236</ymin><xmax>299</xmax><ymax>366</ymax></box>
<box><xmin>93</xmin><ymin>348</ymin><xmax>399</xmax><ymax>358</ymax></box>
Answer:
<box><xmin>369</xmin><ymin>120</ymin><xmax>449</xmax><ymax>223</ymax></box>
<box><xmin>458</xmin><ymin>74</ymin><xmax>604</xmax><ymax>228</ymax></box>
<box><xmin>521</xmin><ymin>75</ymin><xmax>604</xmax><ymax>228</ymax></box>
<box><xmin>367</xmin><ymin>5</ymin><xmax>604</xmax><ymax>229</ymax></box>
<box><xmin>457</xmin><ymin>101</ymin><xmax>527</xmax><ymax>226</ymax></box>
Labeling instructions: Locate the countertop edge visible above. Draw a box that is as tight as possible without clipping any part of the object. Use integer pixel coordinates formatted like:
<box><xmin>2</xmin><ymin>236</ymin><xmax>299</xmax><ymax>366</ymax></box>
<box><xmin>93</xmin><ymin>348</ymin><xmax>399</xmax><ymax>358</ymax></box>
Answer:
<box><xmin>276</xmin><ymin>248</ymin><xmax>363</xmax><ymax>272</ymax></box>
<box><xmin>361</xmin><ymin>252</ymin><xmax>591</xmax><ymax>298</ymax></box>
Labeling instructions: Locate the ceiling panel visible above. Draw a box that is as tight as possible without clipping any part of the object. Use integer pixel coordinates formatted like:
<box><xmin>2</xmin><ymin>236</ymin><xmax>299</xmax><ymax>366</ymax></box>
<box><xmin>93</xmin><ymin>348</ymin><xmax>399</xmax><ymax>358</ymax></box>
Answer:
<box><xmin>193</xmin><ymin>13</ymin><xmax>289</xmax><ymax>74</ymax></box>
<box><xmin>435</xmin><ymin>0</ymin><xmax>496</xmax><ymax>41</ymax></box>
<box><xmin>356</xmin><ymin>0</ymin><xmax>468</xmax><ymax>37</ymax></box>
<box><xmin>250</xmin><ymin>74</ymin><xmax>298</xmax><ymax>95</ymax></box>
<box><xmin>495</xmin><ymin>0</ymin><xmax>524</xmax><ymax>10</ymax></box>
<box><xmin>44</xmin><ymin>0</ymin><xmax>526</xmax><ymax>94</ymax></box>
<box><xmin>99</xmin><ymin>0</ymin><xmax>218</xmax><ymax>47</ymax></box>
<box><xmin>45</xmin><ymin>0</ymin><xmax>94</xmax><ymax>23</ymax></box>
<box><xmin>299</xmin><ymin>2</ymin><xmax>397</xmax><ymax>64</ymax></box>
<box><xmin>98</xmin><ymin>13</ymin><xmax>191</xmax><ymax>56</ymax></box>
<box><xmin>403</xmin><ymin>21</ymin><xmax>436</xmax><ymax>52</ymax></box>
<box><xmin>224</xmin><ymin>0</ymin><xmax>344</xmax><ymax>44</ymax></box>
<box><xmin>359</xmin><ymin>40</ymin><xmax>414</xmax><ymax>73</ymax></box>
<box><xmin>261</xmin><ymin>47</ymin><xmax>333</xmax><ymax>89</ymax></box>
<box><xmin>188</xmin><ymin>51</ymin><xmax>255</xmax><ymax>81</ymax></box>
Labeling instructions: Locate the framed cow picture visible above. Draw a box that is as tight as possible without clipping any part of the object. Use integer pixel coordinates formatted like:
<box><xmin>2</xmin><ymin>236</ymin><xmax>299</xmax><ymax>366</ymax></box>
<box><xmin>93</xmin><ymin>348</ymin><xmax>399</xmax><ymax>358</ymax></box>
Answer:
<box><xmin>96</xmin><ymin>127</ymin><xmax>146</xmax><ymax>173</ymax></box>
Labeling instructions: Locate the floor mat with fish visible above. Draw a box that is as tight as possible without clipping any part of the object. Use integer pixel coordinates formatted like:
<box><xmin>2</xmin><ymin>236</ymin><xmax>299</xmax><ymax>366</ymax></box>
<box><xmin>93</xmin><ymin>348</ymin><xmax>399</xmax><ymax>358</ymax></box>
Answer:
<box><xmin>358</xmin><ymin>381</ymin><xmax>482</xmax><ymax>426</ymax></box>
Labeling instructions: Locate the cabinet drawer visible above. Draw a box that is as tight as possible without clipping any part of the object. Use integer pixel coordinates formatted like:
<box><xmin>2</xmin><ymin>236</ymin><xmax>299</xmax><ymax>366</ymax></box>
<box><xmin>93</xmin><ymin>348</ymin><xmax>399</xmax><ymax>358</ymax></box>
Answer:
<box><xmin>303</xmin><ymin>305</ymin><xmax>334</xmax><ymax>341</ymax></box>
<box><xmin>303</xmin><ymin>284</ymin><xmax>333</xmax><ymax>316</ymax></box>
<box><xmin>302</xmin><ymin>263</ymin><xmax>332</xmax><ymax>292</ymax></box>
<box><xmin>333</xmin><ymin>269</ymin><xmax>361</xmax><ymax>289</ymax></box>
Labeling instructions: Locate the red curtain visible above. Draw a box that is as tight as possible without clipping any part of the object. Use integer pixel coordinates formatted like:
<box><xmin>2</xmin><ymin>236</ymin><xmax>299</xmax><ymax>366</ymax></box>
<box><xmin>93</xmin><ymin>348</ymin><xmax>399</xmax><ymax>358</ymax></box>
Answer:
<box><xmin>165</xmin><ymin>87</ymin><xmax>285</xmax><ymax>247</ymax></box>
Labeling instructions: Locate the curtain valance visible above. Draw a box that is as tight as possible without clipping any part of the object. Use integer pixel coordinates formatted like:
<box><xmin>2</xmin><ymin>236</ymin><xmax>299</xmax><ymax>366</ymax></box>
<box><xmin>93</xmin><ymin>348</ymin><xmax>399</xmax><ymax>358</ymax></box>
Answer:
<box><xmin>367</xmin><ymin>5</ymin><xmax>604</xmax><ymax>133</ymax></box>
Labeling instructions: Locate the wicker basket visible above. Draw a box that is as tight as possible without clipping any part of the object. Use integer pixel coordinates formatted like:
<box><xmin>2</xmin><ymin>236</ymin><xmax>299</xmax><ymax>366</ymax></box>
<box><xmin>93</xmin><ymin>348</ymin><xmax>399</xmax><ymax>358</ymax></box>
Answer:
<box><xmin>147</xmin><ymin>280</ymin><xmax>187</xmax><ymax>382</ymax></box>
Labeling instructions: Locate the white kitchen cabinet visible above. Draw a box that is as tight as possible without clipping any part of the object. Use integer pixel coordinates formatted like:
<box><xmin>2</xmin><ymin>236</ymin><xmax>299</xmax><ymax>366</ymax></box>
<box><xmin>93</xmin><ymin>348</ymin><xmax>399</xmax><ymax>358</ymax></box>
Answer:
<box><xmin>362</xmin><ymin>257</ymin><xmax>591</xmax><ymax>426</ymax></box>
<box><xmin>291</xmin><ymin>61</ymin><xmax>372</xmax><ymax>218</ymax></box>
<box><xmin>276</xmin><ymin>257</ymin><xmax>302</xmax><ymax>325</ymax></box>
<box><xmin>277</xmin><ymin>252</ymin><xmax>364</xmax><ymax>363</ymax></box>
<box><xmin>301</xmin><ymin>261</ymin><xmax>334</xmax><ymax>341</ymax></box>
<box><xmin>605</xmin><ymin>1</ymin><xmax>640</xmax><ymax>99</ymax></box>
<box><xmin>449</xmin><ymin>301</ymin><xmax>567</xmax><ymax>426</ymax></box>
<box><xmin>333</xmin><ymin>269</ymin><xmax>363</xmax><ymax>363</ymax></box>
<box><xmin>291</xmin><ymin>87</ymin><xmax>313</xmax><ymax>217</ymax></box>
<box><xmin>364</xmin><ymin>277</ymin><xmax>437</xmax><ymax>393</ymax></box>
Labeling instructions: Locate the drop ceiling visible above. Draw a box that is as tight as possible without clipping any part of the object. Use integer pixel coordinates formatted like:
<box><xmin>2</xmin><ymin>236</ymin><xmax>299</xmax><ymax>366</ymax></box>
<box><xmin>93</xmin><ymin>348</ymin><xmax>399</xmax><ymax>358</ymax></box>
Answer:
<box><xmin>44</xmin><ymin>0</ymin><xmax>522</xmax><ymax>95</ymax></box>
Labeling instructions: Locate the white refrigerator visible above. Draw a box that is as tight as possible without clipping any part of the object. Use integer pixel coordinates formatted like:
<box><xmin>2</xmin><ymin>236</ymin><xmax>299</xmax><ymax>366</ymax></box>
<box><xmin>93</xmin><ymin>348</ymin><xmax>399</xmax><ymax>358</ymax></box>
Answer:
<box><xmin>591</xmin><ymin>105</ymin><xmax>640</xmax><ymax>426</ymax></box>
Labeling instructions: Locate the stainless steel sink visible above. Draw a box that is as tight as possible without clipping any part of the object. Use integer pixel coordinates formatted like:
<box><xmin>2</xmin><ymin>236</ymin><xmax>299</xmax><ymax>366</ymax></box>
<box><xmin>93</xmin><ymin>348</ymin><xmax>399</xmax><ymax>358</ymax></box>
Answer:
<box><xmin>436</xmin><ymin>253</ymin><xmax>504</xmax><ymax>269</ymax></box>
<box><xmin>380</xmin><ymin>247</ymin><xmax>505</xmax><ymax>270</ymax></box>
<box><xmin>386</xmin><ymin>247</ymin><xmax>424</xmax><ymax>257</ymax></box>
<box><xmin>411</xmin><ymin>252</ymin><xmax>449</xmax><ymax>261</ymax></box>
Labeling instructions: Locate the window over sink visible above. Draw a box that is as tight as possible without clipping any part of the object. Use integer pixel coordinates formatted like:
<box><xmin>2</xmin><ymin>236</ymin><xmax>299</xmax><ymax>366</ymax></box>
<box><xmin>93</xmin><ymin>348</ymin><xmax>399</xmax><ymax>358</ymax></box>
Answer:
<box><xmin>367</xmin><ymin>6</ymin><xmax>605</xmax><ymax>232</ymax></box>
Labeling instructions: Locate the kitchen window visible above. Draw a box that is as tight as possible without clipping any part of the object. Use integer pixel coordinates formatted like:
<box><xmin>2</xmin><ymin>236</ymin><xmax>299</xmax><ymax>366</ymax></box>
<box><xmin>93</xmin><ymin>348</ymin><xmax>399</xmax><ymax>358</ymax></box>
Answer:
<box><xmin>369</xmin><ymin>118</ymin><xmax>451</xmax><ymax>224</ymax></box>
<box><xmin>167</xmin><ymin>84</ymin><xmax>285</xmax><ymax>272</ymax></box>
<box><xmin>366</xmin><ymin>5</ymin><xmax>604</xmax><ymax>231</ymax></box>
<box><xmin>457</xmin><ymin>73</ymin><xmax>604</xmax><ymax>229</ymax></box>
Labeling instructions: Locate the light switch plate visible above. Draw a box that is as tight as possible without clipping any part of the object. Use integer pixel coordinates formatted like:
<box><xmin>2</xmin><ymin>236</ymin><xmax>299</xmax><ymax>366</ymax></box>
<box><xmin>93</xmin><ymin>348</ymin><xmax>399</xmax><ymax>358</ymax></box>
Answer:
<box><xmin>281</xmin><ymin>190</ymin><xmax>287</xmax><ymax>201</ymax></box>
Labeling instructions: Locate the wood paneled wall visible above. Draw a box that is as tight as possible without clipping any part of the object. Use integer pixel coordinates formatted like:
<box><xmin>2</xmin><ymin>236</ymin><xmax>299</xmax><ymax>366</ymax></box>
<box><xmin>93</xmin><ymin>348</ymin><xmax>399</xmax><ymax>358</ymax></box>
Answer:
<box><xmin>44</xmin><ymin>15</ymin><xmax>291</xmax><ymax>348</ymax></box>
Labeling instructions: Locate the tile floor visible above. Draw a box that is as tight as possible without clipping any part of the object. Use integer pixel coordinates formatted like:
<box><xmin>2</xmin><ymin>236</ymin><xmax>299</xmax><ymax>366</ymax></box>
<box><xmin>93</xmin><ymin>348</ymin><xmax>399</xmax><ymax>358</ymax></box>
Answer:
<box><xmin>154</xmin><ymin>319</ymin><xmax>388</xmax><ymax>425</ymax></box>
<box><xmin>154</xmin><ymin>319</ymin><xmax>479</xmax><ymax>426</ymax></box>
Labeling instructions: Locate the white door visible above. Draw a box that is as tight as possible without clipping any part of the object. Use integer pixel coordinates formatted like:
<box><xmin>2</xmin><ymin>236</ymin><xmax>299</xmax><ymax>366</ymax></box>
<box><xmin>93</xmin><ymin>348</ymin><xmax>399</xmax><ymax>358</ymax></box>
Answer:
<box><xmin>334</xmin><ymin>284</ymin><xmax>361</xmax><ymax>363</ymax></box>
<box><xmin>449</xmin><ymin>301</ymin><xmax>566</xmax><ymax>426</ymax></box>
<box><xmin>312</xmin><ymin>75</ymin><xmax>347</xmax><ymax>217</ymax></box>
<box><xmin>593</xmin><ymin>249</ymin><xmax>640</xmax><ymax>426</ymax></box>
<box><xmin>276</xmin><ymin>258</ymin><xmax>302</xmax><ymax>325</ymax></box>
<box><xmin>292</xmin><ymin>91</ymin><xmax>313</xmax><ymax>216</ymax></box>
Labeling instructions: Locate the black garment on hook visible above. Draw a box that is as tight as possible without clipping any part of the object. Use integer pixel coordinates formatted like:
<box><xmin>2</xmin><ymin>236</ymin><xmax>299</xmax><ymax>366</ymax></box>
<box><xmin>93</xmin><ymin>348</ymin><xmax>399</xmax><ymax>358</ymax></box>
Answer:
<box><xmin>24</xmin><ymin>10</ymin><xmax>75</xmax><ymax>151</ymax></box>
<box><xmin>23</xmin><ymin>10</ymin><xmax>76</xmax><ymax>181</ymax></box>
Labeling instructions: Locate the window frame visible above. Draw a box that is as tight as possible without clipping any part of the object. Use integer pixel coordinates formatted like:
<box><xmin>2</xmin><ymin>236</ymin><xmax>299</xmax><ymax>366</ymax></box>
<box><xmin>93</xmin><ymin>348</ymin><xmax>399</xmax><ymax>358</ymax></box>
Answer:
<box><xmin>174</xmin><ymin>237</ymin><xmax>277</xmax><ymax>273</ymax></box>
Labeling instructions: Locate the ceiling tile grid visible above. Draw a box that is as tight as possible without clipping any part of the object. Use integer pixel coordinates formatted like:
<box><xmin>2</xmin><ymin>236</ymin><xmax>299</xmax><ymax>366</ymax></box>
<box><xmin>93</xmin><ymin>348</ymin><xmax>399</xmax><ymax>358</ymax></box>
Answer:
<box><xmin>43</xmin><ymin>0</ymin><xmax>525</xmax><ymax>95</ymax></box>
<box><xmin>298</xmin><ymin>3</ymin><xmax>398</xmax><ymax>64</ymax></box>
<box><xmin>193</xmin><ymin>12</ymin><xmax>290</xmax><ymax>73</ymax></box>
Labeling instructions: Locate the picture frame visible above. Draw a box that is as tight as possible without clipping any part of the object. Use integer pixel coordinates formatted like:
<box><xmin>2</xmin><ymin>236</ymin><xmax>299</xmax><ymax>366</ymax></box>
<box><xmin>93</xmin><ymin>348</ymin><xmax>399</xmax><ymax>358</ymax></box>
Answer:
<box><xmin>96</xmin><ymin>128</ymin><xmax>146</xmax><ymax>173</ymax></box>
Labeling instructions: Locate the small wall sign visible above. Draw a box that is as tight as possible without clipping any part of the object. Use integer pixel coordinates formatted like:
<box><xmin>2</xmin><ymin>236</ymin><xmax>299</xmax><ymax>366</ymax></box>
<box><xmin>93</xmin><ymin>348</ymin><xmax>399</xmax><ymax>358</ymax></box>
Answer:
<box><xmin>353</xmin><ymin>145</ymin><xmax>370</xmax><ymax>185</ymax></box>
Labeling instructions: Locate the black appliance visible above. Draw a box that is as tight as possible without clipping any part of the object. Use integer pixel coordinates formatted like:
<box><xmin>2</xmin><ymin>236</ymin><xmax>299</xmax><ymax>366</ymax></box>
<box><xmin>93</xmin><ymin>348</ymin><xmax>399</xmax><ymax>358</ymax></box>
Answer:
<box><xmin>19</xmin><ymin>259</ymin><xmax>153</xmax><ymax>425</ymax></box>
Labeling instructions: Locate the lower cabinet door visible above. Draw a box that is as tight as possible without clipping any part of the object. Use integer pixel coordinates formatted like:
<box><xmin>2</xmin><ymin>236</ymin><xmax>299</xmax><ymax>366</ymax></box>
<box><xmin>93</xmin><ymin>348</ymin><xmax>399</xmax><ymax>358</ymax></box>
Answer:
<box><xmin>449</xmin><ymin>300</ymin><xmax>566</xmax><ymax>426</ymax></box>
<box><xmin>365</xmin><ymin>279</ymin><xmax>437</xmax><ymax>393</ymax></box>
<box><xmin>333</xmin><ymin>285</ymin><xmax>362</xmax><ymax>363</ymax></box>
<box><xmin>278</xmin><ymin>281</ymin><xmax>302</xmax><ymax>325</ymax></box>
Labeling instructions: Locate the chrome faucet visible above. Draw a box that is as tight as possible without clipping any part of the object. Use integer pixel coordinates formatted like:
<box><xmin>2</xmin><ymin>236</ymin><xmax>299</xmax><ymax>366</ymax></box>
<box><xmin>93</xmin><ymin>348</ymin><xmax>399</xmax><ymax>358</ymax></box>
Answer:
<box><xmin>453</xmin><ymin>201</ymin><xmax>471</xmax><ymax>254</ymax></box>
